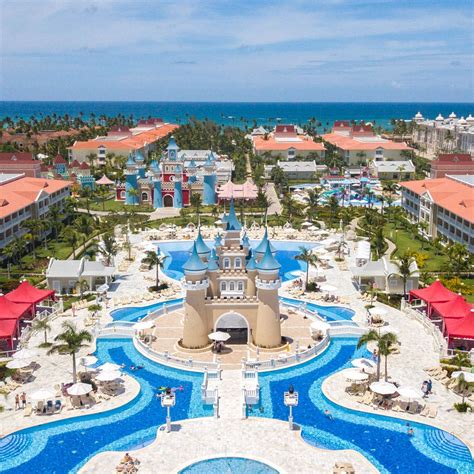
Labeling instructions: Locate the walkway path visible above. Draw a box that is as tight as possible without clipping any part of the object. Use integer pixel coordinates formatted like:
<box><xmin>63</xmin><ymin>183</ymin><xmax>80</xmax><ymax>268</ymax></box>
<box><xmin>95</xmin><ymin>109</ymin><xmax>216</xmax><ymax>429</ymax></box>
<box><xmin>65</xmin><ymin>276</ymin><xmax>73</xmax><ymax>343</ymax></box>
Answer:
<box><xmin>264</xmin><ymin>183</ymin><xmax>282</xmax><ymax>215</ymax></box>
<box><xmin>217</xmin><ymin>370</ymin><xmax>242</xmax><ymax>419</ymax></box>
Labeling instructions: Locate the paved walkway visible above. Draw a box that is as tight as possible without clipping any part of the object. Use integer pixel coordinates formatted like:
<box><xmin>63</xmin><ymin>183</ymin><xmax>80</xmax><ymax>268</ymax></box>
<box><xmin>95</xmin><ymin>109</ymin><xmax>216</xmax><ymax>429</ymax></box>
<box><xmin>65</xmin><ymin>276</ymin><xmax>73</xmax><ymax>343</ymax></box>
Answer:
<box><xmin>265</xmin><ymin>183</ymin><xmax>283</xmax><ymax>215</ymax></box>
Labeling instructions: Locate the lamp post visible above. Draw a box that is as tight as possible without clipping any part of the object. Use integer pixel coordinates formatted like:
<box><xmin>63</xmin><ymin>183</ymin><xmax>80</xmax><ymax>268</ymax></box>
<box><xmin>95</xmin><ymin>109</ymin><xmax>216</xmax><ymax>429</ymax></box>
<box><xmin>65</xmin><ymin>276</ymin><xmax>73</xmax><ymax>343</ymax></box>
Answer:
<box><xmin>161</xmin><ymin>390</ymin><xmax>176</xmax><ymax>433</ymax></box>
<box><xmin>283</xmin><ymin>385</ymin><xmax>298</xmax><ymax>430</ymax></box>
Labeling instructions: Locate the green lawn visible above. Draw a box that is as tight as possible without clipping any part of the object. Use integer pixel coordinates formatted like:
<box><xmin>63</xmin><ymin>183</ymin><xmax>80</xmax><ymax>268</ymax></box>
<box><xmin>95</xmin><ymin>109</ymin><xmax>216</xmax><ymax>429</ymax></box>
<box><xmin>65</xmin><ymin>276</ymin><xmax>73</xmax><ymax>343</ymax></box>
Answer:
<box><xmin>77</xmin><ymin>198</ymin><xmax>153</xmax><ymax>213</ymax></box>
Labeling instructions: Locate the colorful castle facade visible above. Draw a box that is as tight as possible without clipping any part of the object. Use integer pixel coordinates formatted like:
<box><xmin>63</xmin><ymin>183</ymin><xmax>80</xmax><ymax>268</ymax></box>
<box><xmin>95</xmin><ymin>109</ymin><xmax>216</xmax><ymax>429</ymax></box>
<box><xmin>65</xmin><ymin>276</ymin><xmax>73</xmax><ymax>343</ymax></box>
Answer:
<box><xmin>116</xmin><ymin>137</ymin><xmax>219</xmax><ymax>208</ymax></box>
<box><xmin>181</xmin><ymin>201</ymin><xmax>282</xmax><ymax>349</ymax></box>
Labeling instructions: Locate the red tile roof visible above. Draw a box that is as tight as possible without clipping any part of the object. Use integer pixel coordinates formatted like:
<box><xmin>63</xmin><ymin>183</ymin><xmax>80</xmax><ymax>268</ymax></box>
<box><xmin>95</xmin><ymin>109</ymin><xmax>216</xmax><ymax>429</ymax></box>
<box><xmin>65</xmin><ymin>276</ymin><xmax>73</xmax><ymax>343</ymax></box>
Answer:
<box><xmin>0</xmin><ymin>152</ymin><xmax>36</xmax><ymax>163</ymax></box>
<box><xmin>79</xmin><ymin>162</ymin><xmax>90</xmax><ymax>169</ymax></box>
<box><xmin>253</xmin><ymin>136</ymin><xmax>325</xmax><ymax>152</ymax></box>
<box><xmin>53</xmin><ymin>154</ymin><xmax>67</xmax><ymax>164</ymax></box>
<box><xmin>400</xmin><ymin>176</ymin><xmax>474</xmax><ymax>223</ymax></box>
<box><xmin>435</xmin><ymin>154</ymin><xmax>472</xmax><ymax>164</ymax></box>
<box><xmin>323</xmin><ymin>132</ymin><xmax>412</xmax><ymax>151</ymax></box>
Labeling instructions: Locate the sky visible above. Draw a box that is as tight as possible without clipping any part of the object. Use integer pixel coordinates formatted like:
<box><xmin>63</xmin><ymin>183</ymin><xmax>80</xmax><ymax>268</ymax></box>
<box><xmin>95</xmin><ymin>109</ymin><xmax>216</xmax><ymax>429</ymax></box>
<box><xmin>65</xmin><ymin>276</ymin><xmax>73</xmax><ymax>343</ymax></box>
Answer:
<box><xmin>0</xmin><ymin>0</ymin><xmax>473</xmax><ymax>102</ymax></box>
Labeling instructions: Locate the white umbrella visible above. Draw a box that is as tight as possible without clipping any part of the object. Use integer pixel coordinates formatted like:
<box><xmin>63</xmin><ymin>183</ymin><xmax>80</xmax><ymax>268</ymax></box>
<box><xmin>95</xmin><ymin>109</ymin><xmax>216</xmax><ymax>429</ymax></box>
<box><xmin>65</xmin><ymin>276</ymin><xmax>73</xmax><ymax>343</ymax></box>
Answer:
<box><xmin>370</xmin><ymin>381</ymin><xmax>397</xmax><ymax>395</ymax></box>
<box><xmin>352</xmin><ymin>358</ymin><xmax>377</xmax><ymax>370</ymax></box>
<box><xmin>97</xmin><ymin>362</ymin><xmax>121</xmax><ymax>372</ymax></box>
<box><xmin>6</xmin><ymin>359</ymin><xmax>31</xmax><ymax>369</ymax></box>
<box><xmin>80</xmin><ymin>356</ymin><xmax>98</xmax><ymax>367</ymax></box>
<box><xmin>133</xmin><ymin>320</ymin><xmax>154</xmax><ymax>330</ymax></box>
<box><xmin>12</xmin><ymin>349</ymin><xmax>37</xmax><ymax>360</ymax></box>
<box><xmin>95</xmin><ymin>371</ymin><xmax>122</xmax><ymax>382</ymax></box>
<box><xmin>320</xmin><ymin>284</ymin><xmax>337</xmax><ymax>293</ymax></box>
<box><xmin>451</xmin><ymin>371</ymin><xmax>474</xmax><ymax>383</ymax></box>
<box><xmin>342</xmin><ymin>368</ymin><xmax>369</xmax><ymax>382</ymax></box>
<box><xmin>67</xmin><ymin>383</ymin><xmax>93</xmax><ymax>396</ymax></box>
<box><xmin>310</xmin><ymin>320</ymin><xmax>331</xmax><ymax>332</ymax></box>
<box><xmin>369</xmin><ymin>307</ymin><xmax>388</xmax><ymax>316</ymax></box>
<box><xmin>30</xmin><ymin>388</ymin><xmax>56</xmax><ymax>401</ymax></box>
<box><xmin>397</xmin><ymin>386</ymin><xmax>424</xmax><ymax>401</ymax></box>
<box><xmin>208</xmin><ymin>331</ymin><xmax>231</xmax><ymax>342</ymax></box>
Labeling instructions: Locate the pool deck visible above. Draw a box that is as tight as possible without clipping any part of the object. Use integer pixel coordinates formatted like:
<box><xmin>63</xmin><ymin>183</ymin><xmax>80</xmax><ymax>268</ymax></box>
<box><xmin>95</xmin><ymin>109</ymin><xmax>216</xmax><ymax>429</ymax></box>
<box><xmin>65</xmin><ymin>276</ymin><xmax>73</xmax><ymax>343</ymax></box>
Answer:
<box><xmin>79</xmin><ymin>412</ymin><xmax>378</xmax><ymax>474</ymax></box>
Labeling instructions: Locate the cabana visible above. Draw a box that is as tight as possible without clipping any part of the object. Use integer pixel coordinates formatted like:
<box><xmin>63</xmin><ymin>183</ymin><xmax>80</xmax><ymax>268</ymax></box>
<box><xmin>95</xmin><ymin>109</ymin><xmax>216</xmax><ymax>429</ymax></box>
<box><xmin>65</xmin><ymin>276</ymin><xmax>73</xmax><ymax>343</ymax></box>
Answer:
<box><xmin>444</xmin><ymin>309</ymin><xmax>474</xmax><ymax>351</ymax></box>
<box><xmin>96</xmin><ymin>175</ymin><xmax>114</xmax><ymax>186</ymax></box>
<box><xmin>0</xmin><ymin>296</ymin><xmax>32</xmax><ymax>350</ymax></box>
<box><xmin>431</xmin><ymin>295</ymin><xmax>473</xmax><ymax>322</ymax></box>
<box><xmin>0</xmin><ymin>319</ymin><xmax>20</xmax><ymax>350</ymax></box>
<box><xmin>5</xmin><ymin>281</ymin><xmax>55</xmax><ymax>315</ymax></box>
<box><xmin>355</xmin><ymin>241</ymin><xmax>371</xmax><ymax>267</ymax></box>
<box><xmin>409</xmin><ymin>280</ymin><xmax>457</xmax><ymax>315</ymax></box>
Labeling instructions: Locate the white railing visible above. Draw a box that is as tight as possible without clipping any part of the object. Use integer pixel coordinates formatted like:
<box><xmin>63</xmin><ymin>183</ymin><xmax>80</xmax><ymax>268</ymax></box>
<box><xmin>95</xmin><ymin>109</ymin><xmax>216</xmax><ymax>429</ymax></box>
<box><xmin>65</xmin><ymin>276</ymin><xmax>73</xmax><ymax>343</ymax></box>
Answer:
<box><xmin>95</xmin><ymin>326</ymin><xmax>136</xmax><ymax>338</ymax></box>
<box><xmin>133</xmin><ymin>337</ymin><xmax>219</xmax><ymax>372</ymax></box>
<box><xmin>329</xmin><ymin>326</ymin><xmax>368</xmax><ymax>337</ymax></box>
<box><xmin>404</xmin><ymin>306</ymin><xmax>447</xmax><ymax>355</ymax></box>
<box><xmin>243</xmin><ymin>334</ymin><xmax>330</xmax><ymax>371</ymax></box>
<box><xmin>147</xmin><ymin>301</ymin><xmax>184</xmax><ymax>319</ymax></box>
<box><xmin>255</xmin><ymin>278</ymin><xmax>281</xmax><ymax>290</ymax></box>
<box><xmin>181</xmin><ymin>278</ymin><xmax>209</xmax><ymax>291</ymax></box>
<box><xmin>242</xmin><ymin>367</ymin><xmax>260</xmax><ymax>405</ymax></box>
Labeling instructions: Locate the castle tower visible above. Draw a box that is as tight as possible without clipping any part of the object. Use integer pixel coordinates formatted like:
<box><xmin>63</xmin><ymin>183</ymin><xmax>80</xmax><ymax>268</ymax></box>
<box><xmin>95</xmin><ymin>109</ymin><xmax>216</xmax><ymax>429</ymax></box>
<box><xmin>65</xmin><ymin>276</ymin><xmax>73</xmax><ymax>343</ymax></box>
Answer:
<box><xmin>194</xmin><ymin>228</ymin><xmax>212</xmax><ymax>262</ymax></box>
<box><xmin>167</xmin><ymin>136</ymin><xmax>179</xmax><ymax>161</ymax></box>
<box><xmin>135</xmin><ymin>150</ymin><xmax>146</xmax><ymax>179</ymax></box>
<box><xmin>223</xmin><ymin>199</ymin><xmax>242</xmax><ymax>248</ymax></box>
<box><xmin>207</xmin><ymin>248</ymin><xmax>219</xmax><ymax>297</ymax></box>
<box><xmin>254</xmin><ymin>227</ymin><xmax>276</xmax><ymax>262</ymax></box>
<box><xmin>125</xmin><ymin>154</ymin><xmax>139</xmax><ymax>205</ymax></box>
<box><xmin>174</xmin><ymin>164</ymin><xmax>183</xmax><ymax>208</ymax></box>
<box><xmin>151</xmin><ymin>161</ymin><xmax>163</xmax><ymax>208</ymax></box>
<box><xmin>187</xmin><ymin>159</ymin><xmax>198</xmax><ymax>184</ymax></box>
<box><xmin>254</xmin><ymin>241</ymin><xmax>282</xmax><ymax>347</ymax></box>
<box><xmin>203</xmin><ymin>154</ymin><xmax>217</xmax><ymax>205</ymax></box>
<box><xmin>182</xmin><ymin>242</ymin><xmax>210</xmax><ymax>348</ymax></box>
<box><xmin>246</xmin><ymin>254</ymin><xmax>257</xmax><ymax>297</ymax></box>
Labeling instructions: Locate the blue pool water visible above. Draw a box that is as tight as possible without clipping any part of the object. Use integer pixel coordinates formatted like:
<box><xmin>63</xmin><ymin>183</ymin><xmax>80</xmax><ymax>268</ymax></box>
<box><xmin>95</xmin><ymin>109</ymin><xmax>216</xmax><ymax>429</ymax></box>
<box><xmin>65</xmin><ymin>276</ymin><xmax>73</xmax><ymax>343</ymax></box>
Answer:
<box><xmin>280</xmin><ymin>296</ymin><xmax>356</xmax><ymax>322</ymax></box>
<box><xmin>110</xmin><ymin>298</ymin><xmax>183</xmax><ymax>322</ymax></box>
<box><xmin>180</xmin><ymin>457</ymin><xmax>278</xmax><ymax>473</ymax></box>
<box><xmin>0</xmin><ymin>339</ymin><xmax>211</xmax><ymax>473</ymax></box>
<box><xmin>254</xmin><ymin>337</ymin><xmax>473</xmax><ymax>474</ymax></box>
<box><xmin>156</xmin><ymin>240</ymin><xmax>318</xmax><ymax>282</ymax></box>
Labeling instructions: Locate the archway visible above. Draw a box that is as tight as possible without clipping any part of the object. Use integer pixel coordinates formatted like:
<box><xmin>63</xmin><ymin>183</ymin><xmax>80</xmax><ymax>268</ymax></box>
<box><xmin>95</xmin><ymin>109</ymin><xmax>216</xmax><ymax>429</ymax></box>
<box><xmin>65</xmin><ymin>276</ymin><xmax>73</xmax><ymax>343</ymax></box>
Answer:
<box><xmin>141</xmin><ymin>192</ymin><xmax>149</xmax><ymax>202</ymax></box>
<box><xmin>163</xmin><ymin>194</ymin><xmax>173</xmax><ymax>207</ymax></box>
<box><xmin>215</xmin><ymin>311</ymin><xmax>249</xmax><ymax>344</ymax></box>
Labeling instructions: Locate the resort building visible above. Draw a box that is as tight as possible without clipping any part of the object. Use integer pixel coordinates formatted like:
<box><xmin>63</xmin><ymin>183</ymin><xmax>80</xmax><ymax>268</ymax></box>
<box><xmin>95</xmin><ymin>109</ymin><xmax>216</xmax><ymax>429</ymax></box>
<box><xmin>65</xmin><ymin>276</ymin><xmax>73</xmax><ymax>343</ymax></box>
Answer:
<box><xmin>216</xmin><ymin>179</ymin><xmax>258</xmax><ymax>203</ymax></box>
<box><xmin>429</xmin><ymin>153</ymin><xmax>474</xmax><ymax>178</ymax></box>
<box><xmin>323</xmin><ymin>122</ymin><xmax>413</xmax><ymax>165</ymax></box>
<box><xmin>40</xmin><ymin>155</ymin><xmax>93</xmax><ymax>190</ymax></box>
<box><xmin>264</xmin><ymin>160</ymin><xmax>326</xmax><ymax>180</ymax></box>
<box><xmin>116</xmin><ymin>137</ymin><xmax>221</xmax><ymax>208</ymax></box>
<box><xmin>68</xmin><ymin>119</ymin><xmax>179</xmax><ymax>165</ymax></box>
<box><xmin>46</xmin><ymin>258</ymin><xmax>116</xmax><ymax>294</ymax></box>
<box><xmin>369</xmin><ymin>160</ymin><xmax>416</xmax><ymax>180</ymax></box>
<box><xmin>251</xmin><ymin>124</ymin><xmax>325</xmax><ymax>160</ymax></box>
<box><xmin>0</xmin><ymin>153</ymin><xmax>42</xmax><ymax>178</ymax></box>
<box><xmin>412</xmin><ymin>112</ymin><xmax>474</xmax><ymax>157</ymax></box>
<box><xmin>0</xmin><ymin>174</ymin><xmax>72</xmax><ymax>250</ymax></box>
<box><xmin>400</xmin><ymin>175</ymin><xmax>474</xmax><ymax>252</ymax></box>
<box><xmin>181</xmin><ymin>202</ymin><xmax>283</xmax><ymax>348</ymax></box>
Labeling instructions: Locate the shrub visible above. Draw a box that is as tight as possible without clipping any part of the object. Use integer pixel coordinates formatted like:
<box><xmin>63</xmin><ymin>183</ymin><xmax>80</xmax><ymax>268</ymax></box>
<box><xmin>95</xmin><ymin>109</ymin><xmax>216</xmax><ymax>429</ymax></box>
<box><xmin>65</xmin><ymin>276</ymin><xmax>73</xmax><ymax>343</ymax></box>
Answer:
<box><xmin>306</xmin><ymin>281</ymin><xmax>319</xmax><ymax>292</ymax></box>
<box><xmin>149</xmin><ymin>283</ymin><xmax>169</xmax><ymax>292</ymax></box>
<box><xmin>453</xmin><ymin>402</ymin><xmax>472</xmax><ymax>413</ymax></box>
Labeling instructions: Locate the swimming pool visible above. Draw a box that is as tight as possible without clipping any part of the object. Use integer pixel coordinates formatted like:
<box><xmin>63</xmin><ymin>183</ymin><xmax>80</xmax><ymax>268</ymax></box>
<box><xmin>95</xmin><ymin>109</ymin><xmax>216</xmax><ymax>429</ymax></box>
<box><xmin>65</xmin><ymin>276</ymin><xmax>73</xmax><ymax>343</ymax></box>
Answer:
<box><xmin>253</xmin><ymin>337</ymin><xmax>473</xmax><ymax>474</ymax></box>
<box><xmin>280</xmin><ymin>296</ymin><xmax>356</xmax><ymax>322</ymax></box>
<box><xmin>156</xmin><ymin>240</ymin><xmax>319</xmax><ymax>282</ymax></box>
<box><xmin>179</xmin><ymin>457</ymin><xmax>278</xmax><ymax>473</ymax></box>
<box><xmin>110</xmin><ymin>298</ymin><xmax>183</xmax><ymax>322</ymax></box>
<box><xmin>0</xmin><ymin>339</ymin><xmax>211</xmax><ymax>473</ymax></box>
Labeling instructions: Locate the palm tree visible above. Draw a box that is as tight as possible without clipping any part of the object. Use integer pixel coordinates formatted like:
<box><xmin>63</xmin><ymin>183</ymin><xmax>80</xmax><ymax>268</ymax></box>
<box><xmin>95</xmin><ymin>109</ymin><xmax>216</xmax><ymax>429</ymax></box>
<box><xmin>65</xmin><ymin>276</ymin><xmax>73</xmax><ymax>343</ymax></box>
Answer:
<box><xmin>445</xmin><ymin>243</ymin><xmax>472</xmax><ymax>277</ymax></box>
<box><xmin>62</xmin><ymin>228</ymin><xmax>80</xmax><ymax>257</ymax></box>
<box><xmin>99</xmin><ymin>233</ymin><xmax>118</xmax><ymax>266</ymax></box>
<box><xmin>142</xmin><ymin>250</ymin><xmax>168</xmax><ymax>288</ymax></box>
<box><xmin>378</xmin><ymin>332</ymin><xmax>399</xmax><ymax>381</ymax></box>
<box><xmin>48</xmin><ymin>322</ymin><xmax>92</xmax><ymax>383</ymax></box>
<box><xmin>190</xmin><ymin>193</ymin><xmax>202</xmax><ymax>222</ymax></box>
<box><xmin>451</xmin><ymin>350</ymin><xmax>470</xmax><ymax>370</ymax></box>
<box><xmin>32</xmin><ymin>317</ymin><xmax>52</xmax><ymax>347</ymax></box>
<box><xmin>48</xmin><ymin>205</ymin><xmax>63</xmax><ymax>239</ymax></box>
<box><xmin>388</xmin><ymin>252</ymin><xmax>418</xmax><ymax>300</ymax></box>
<box><xmin>326</xmin><ymin>195</ymin><xmax>339</xmax><ymax>228</ymax></box>
<box><xmin>127</xmin><ymin>187</ymin><xmax>140</xmax><ymax>205</ymax></box>
<box><xmin>122</xmin><ymin>240</ymin><xmax>132</xmax><ymax>261</ymax></box>
<box><xmin>295</xmin><ymin>247</ymin><xmax>319</xmax><ymax>288</ymax></box>
<box><xmin>95</xmin><ymin>186</ymin><xmax>110</xmax><ymax>212</ymax></box>
<box><xmin>357</xmin><ymin>330</ymin><xmax>383</xmax><ymax>381</ymax></box>
<box><xmin>3</xmin><ymin>243</ymin><xmax>16</xmax><ymax>278</ymax></box>
<box><xmin>371</xmin><ymin>226</ymin><xmax>386</xmax><ymax>259</ymax></box>
<box><xmin>455</xmin><ymin>374</ymin><xmax>470</xmax><ymax>405</ymax></box>
<box><xmin>75</xmin><ymin>278</ymin><xmax>89</xmax><ymax>298</ymax></box>
<box><xmin>74</xmin><ymin>215</ymin><xmax>95</xmax><ymax>247</ymax></box>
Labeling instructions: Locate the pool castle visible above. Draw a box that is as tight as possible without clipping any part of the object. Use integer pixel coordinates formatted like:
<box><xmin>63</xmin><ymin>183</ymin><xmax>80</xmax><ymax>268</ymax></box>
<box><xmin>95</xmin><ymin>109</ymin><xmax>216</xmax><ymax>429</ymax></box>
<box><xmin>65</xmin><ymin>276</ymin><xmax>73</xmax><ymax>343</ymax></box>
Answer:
<box><xmin>181</xmin><ymin>200</ymin><xmax>283</xmax><ymax>349</ymax></box>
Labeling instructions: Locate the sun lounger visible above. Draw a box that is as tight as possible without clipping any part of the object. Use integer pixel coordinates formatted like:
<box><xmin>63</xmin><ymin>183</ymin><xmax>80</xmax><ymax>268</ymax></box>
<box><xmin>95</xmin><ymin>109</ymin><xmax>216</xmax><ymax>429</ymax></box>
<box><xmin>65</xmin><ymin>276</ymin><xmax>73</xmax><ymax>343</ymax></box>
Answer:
<box><xmin>23</xmin><ymin>403</ymin><xmax>32</xmax><ymax>417</ymax></box>
<box><xmin>419</xmin><ymin>404</ymin><xmax>430</xmax><ymax>417</ymax></box>
<box><xmin>408</xmin><ymin>402</ymin><xmax>419</xmax><ymax>414</ymax></box>
<box><xmin>428</xmin><ymin>406</ymin><xmax>438</xmax><ymax>418</ymax></box>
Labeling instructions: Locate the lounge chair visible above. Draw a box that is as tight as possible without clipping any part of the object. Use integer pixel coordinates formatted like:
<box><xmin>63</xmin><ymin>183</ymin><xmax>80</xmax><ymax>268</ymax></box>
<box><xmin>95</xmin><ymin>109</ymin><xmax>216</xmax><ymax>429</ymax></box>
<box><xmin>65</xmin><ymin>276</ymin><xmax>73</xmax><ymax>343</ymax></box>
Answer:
<box><xmin>333</xmin><ymin>462</ymin><xmax>355</xmax><ymax>474</ymax></box>
<box><xmin>408</xmin><ymin>402</ymin><xmax>419</xmax><ymax>414</ymax></box>
<box><xmin>55</xmin><ymin>399</ymin><xmax>62</xmax><ymax>412</ymax></box>
<box><xmin>428</xmin><ymin>406</ymin><xmax>438</xmax><ymax>418</ymax></box>
<box><xmin>36</xmin><ymin>401</ymin><xmax>44</xmax><ymax>414</ymax></box>
<box><xmin>419</xmin><ymin>405</ymin><xmax>430</xmax><ymax>417</ymax></box>
<box><xmin>23</xmin><ymin>403</ymin><xmax>32</xmax><ymax>417</ymax></box>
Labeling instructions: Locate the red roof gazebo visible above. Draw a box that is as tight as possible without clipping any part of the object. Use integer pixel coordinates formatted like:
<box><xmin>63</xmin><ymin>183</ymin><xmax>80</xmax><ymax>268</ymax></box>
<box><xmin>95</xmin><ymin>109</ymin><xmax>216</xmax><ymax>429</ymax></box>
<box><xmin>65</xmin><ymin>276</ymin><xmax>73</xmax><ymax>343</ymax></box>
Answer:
<box><xmin>5</xmin><ymin>281</ymin><xmax>54</xmax><ymax>315</ymax></box>
<box><xmin>431</xmin><ymin>295</ymin><xmax>473</xmax><ymax>321</ymax></box>
<box><xmin>0</xmin><ymin>319</ymin><xmax>20</xmax><ymax>350</ymax></box>
<box><xmin>0</xmin><ymin>296</ymin><xmax>32</xmax><ymax>350</ymax></box>
<box><xmin>409</xmin><ymin>280</ymin><xmax>458</xmax><ymax>315</ymax></box>
<box><xmin>444</xmin><ymin>310</ymin><xmax>474</xmax><ymax>348</ymax></box>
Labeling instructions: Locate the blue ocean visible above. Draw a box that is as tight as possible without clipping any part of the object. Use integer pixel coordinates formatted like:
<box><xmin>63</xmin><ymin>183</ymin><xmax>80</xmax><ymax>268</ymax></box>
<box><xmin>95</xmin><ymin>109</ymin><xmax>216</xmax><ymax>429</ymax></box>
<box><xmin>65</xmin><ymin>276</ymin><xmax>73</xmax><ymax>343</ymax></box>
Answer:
<box><xmin>0</xmin><ymin>101</ymin><xmax>472</xmax><ymax>128</ymax></box>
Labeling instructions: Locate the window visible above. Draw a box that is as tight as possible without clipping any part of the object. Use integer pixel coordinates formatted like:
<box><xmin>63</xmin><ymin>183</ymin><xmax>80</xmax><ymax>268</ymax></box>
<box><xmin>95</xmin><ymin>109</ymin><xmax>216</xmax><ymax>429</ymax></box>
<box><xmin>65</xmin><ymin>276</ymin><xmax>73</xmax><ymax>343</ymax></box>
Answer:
<box><xmin>235</xmin><ymin>257</ymin><xmax>242</xmax><ymax>269</ymax></box>
<box><xmin>141</xmin><ymin>192</ymin><xmax>148</xmax><ymax>201</ymax></box>
<box><xmin>229</xmin><ymin>282</ymin><xmax>235</xmax><ymax>291</ymax></box>
<box><xmin>220</xmin><ymin>282</ymin><xmax>227</xmax><ymax>291</ymax></box>
<box><xmin>223</xmin><ymin>258</ymin><xmax>230</xmax><ymax>269</ymax></box>
<box><xmin>238</xmin><ymin>281</ymin><xmax>243</xmax><ymax>291</ymax></box>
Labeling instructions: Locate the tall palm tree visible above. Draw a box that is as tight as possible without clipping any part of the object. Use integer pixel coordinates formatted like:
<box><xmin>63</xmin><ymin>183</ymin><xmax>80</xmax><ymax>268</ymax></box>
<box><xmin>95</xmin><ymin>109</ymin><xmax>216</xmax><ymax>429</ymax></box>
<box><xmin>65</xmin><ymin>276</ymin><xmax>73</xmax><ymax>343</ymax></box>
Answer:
<box><xmin>190</xmin><ymin>193</ymin><xmax>202</xmax><ymax>222</ymax></box>
<box><xmin>388</xmin><ymin>252</ymin><xmax>418</xmax><ymax>300</ymax></box>
<box><xmin>455</xmin><ymin>374</ymin><xmax>470</xmax><ymax>405</ymax></box>
<box><xmin>445</xmin><ymin>243</ymin><xmax>472</xmax><ymax>277</ymax></box>
<box><xmin>48</xmin><ymin>205</ymin><xmax>63</xmax><ymax>239</ymax></box>
<box><xmin>127</xmin><ymin>187</ymin><xmax>140</xmax><ymax>205</ymax></box>
<box><xmin>378</xmin><ymin>332</ymin><xmax>399</xmax><ymax>381</ymax></box>
<box><xmin>142</xmin><ymin>250</ymin><xmax>168</xmax><ymax>288</ymax></box>
<box><xmin>74</xmin><ymin>215</ymin><xmax>95</xmax><ymax>247</ymax></box>
<box><xmin>75</xmin><ymin>278</ymin><xmax>89</xmax><ymax>298</ymax></box>
<box><xmin>3</xmin><ymin>243</ymin><xmax>16</xmax><ymax>278</ymax></box>
<box><xmin>32</xmin><ymin>317</ymin><xmax>52</xmax><ymax>347</ymax></box>
<box><xmin>48</xmin><ymin>322</ymin><xmax>92</xmax><ymax>383</ymax></box>
<box><xmin>99</xmin><ymin>233</ymin><xmax>118</xmax><ymax>266</ymax></box>
<box><xmin>357</xmin><ymin>330</ymin><xmax>383</xmax><ymax>381</ymax></box>
<box><xmin>62</xmin><ymin>228</ymin><xmax>80</xmax><ymax>257</ymax></box>
<box><xmin>295</xmin><ymin>247</ymin><xmax>319</xmax><ymax>288</ymax></box>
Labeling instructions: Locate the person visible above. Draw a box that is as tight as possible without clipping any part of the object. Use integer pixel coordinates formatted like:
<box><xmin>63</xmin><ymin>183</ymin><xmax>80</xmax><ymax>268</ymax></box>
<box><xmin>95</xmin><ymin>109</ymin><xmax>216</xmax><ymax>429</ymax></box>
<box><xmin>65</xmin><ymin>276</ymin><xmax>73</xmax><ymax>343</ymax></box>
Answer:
<box><xmin>406</xmin><ymin>423</ymin><xmax>414</xmax><ymax>436</ymax></box>
<box><xmin>324</xmin><ymin>409</ymin><xmax>334</xmax><ymax>420</ymax></box>
<box><xmin>427</xmin><ymin>379</ymin><xmax>433</xmax><ymax>394</ymax></box>
<box><xmin>288</xmin><ymin>384</ymin><xmax>295</xmax><ymax>395</ymax></box>
<box><xmin>122</xmin><ymin>453</ymin><xmax>133</xmax><ymax>464</ymax></box>
<box><xmin>21</xmin><ymin>392</ymin><xmax>27</xmax><ymax>409</ymax></box>
<box><xmin>421</xmin><ymin>381</ymin><xmax>428</xmax><ymax>397</ymax></box>
<box><xmin>15</xmin><ymin>393</ymin><xmax>20</xmax><ymax>410</ymax></box>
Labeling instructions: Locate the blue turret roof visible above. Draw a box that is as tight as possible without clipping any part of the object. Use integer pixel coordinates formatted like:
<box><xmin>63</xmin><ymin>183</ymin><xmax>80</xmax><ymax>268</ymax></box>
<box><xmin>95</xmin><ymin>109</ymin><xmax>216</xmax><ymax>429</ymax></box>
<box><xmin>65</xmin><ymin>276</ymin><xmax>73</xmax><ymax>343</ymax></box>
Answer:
<box><xmin>204</xmin><ymin>154</ymin><xmax>214</xmax><ymax>167</ymax></box>
<box><xmin>207</xmin><ymin>248</ymin><xmax>219</xmax><ymax>271</ymax></box>
<box><xmin>183</xmin><ymin>242</ymin><xmax>208</xmax><ymax>272</ymax></box>
<box><xmin>135</xmin><ymin>150</ymin><xmax>145</xmax><ymax>162</ymax></box>
<box><xmin>256</xmin><ymin>241</ymin><xmax>281</xmax><ymax>271</ymax></box>
<box><xmin>167</xmin><ymin>136</ymin><xmax>179</xmax><ymax>150</ymax></box>
<box><xmin>221</xmin><ymin>213</ymin><xmax>228</xmax><ymax>224</ymax></box>
<box><xmin>209</xmin><ymin>151</ymin><xmax>217</xmax><ymax>161</ymax></box>
<box><xmin>195</xmin><ymin>229</ymin><xmax>211</xmax><ymax>255</ymax></box>
<box><xmin>126</xmin><ymin>154</ymin><xmax>136</xmax><ymax>166</ymax></box>
<box><xmin>226</xmin><ymin>199</ymin><xmax>242</xmax><ymax>231</ymax></box>
<box><xmin>254</xmin><ymin>228</ymin><xmax>276</xmax><ymax>254</ymax></box>
<box><xmin>150</xmin><ymin>159</ymin><xmax>159</xmax><ymax>170</ymax></box>
<box><xmin>242</xmin><ymin>234</ymin><xmax>250</xmax><ymax>247</ymax></box>
<box><xmin>246</xmin><ymin>255</ymin><xmax>257</xmax><ymax>271</ymax></box>
<box><xmin>214</xmin><ymin>233</ymin><xmax>222</xmax><ymax>246</ymax></box>
<box><xmin>188</xmin><ymin>159</ymin><xmax>197</xmax><ymax>169</ymax></box>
